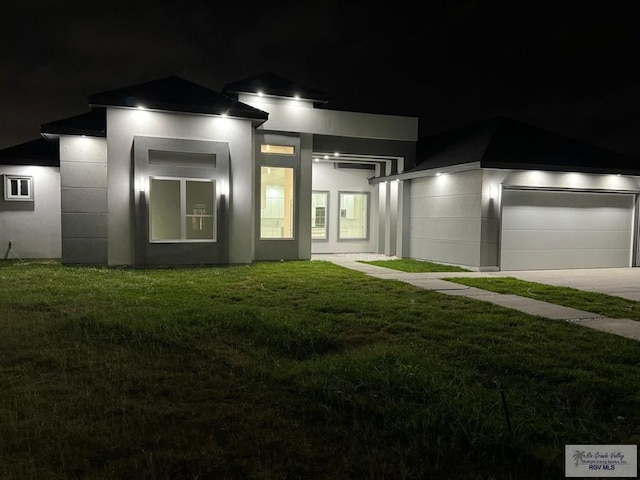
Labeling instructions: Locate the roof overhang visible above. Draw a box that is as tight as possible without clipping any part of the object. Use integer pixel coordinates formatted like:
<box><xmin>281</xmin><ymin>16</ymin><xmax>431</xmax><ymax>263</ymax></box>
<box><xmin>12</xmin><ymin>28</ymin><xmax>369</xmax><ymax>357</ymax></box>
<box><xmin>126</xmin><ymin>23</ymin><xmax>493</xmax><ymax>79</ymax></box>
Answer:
<box><xmin>370</xmin><ymin>161</ymin><xmax>481</xmax><ymax>184</ymax></box>
<box><xmin>40</xmin><ymin>109</ymin><xmax>106</xmax><ymax>140</ymax></box>
<box><xmin>88</xmin><ymin>103</ymin><xmax>269</xmax><ymax>128</ymax></box>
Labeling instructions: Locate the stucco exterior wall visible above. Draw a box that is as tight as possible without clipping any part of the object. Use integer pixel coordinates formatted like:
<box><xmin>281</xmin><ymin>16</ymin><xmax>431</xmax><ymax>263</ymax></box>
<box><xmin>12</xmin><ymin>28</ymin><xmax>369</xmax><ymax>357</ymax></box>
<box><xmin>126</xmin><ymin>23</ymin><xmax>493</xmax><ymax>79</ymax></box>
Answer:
<box><xmin>409</xmin><ymin>170</ymin><xmax>483</xmax><ymax>268</ymax></box>
<box><xmin>237</xmin><ymin>96</ymin><xmax>418</xmax><ymax>142</ymax></box>
<box><xmin>380</xmin><ymin>179</ymin><xmax>411</xmax><ymax>257</ymax></box>
<box><xmin>299</xmin><ymin>133</ymin><xmax>313</xmax><ymax>259</ymax></box>
<box><xmin>0</xmin><ymin>165</ymin><xmax>61</xmax><ymax>259</ymax></box>
<box><xmin>106</xmin><ymin>108</ymin><xmax>254</xmax><ymax>266</ymax></box>
<box><xmin>59</xmin><ymin>136</ymin><xmax>108</xmax><ymax>264</ymax></box>
<box><xmin>479</xmin><ymin>170</ymin><xmax>500</xmax><ymax>269</ymax></box>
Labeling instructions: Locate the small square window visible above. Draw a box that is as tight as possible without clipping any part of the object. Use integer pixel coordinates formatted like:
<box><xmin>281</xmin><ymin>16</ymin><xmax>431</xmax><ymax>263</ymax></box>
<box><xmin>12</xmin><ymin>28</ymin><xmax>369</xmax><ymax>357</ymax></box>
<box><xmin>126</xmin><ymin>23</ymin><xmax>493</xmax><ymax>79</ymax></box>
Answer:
<box><xmin>4</xmin><ymin>175</ymin><xmax>33</xmax><ymax>201</ymax></box>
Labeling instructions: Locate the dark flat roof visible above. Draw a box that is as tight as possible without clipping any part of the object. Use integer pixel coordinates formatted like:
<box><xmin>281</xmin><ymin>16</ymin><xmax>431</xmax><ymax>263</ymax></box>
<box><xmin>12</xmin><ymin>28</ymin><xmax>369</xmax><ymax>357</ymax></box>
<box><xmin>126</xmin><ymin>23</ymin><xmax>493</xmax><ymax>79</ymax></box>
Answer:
<box><xmin>411</xmin><ymin>116</ymin><xmax>640</xmax><ymax>175</ymax></box>
<box><xmin>40</xmin><ymin>109</ymin><xmax>106</xmax><ymax>137</ymax></box>
<box><xmin>222</xmin><ymin>72</ymin><xmax>328</xmax><ymax>105</ymax></box>
<box><xmin>0</xmin><ymin>138</ymin><xmax>59</xmax><ymax>167</ymax></box>
<box><xmin>88</xmin><ymin>76</ymin><xmax>269</xmax><ymax>122</ymax></box>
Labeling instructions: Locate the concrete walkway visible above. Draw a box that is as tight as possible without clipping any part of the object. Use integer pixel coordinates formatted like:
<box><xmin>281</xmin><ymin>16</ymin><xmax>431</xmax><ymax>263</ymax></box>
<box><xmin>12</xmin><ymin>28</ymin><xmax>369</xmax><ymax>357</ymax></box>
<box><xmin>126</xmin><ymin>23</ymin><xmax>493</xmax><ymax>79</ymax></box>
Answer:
<box><xmin>313</xmin><ymin>255</ymin><xmax>640</xmax><ymax>342</ymax></box>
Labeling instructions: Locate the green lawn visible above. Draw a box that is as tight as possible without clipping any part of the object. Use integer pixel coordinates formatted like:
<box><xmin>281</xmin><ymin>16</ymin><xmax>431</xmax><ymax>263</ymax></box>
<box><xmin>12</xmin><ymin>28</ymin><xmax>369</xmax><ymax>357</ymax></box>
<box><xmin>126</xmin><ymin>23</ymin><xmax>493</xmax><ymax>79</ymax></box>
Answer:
<box><xmin>1</xmin><ymin>260</ymin><xmax>639</xmax><ymax>479</ymax></box>
<box><xmin>446</xmin><ymin>276</ymin><xmax>640</xmax><ymax>322</ymax></box>
<box><xmin>359</xmin><ymin>258</ymin><xmax>471</xmax><ymax>272</ymax></box>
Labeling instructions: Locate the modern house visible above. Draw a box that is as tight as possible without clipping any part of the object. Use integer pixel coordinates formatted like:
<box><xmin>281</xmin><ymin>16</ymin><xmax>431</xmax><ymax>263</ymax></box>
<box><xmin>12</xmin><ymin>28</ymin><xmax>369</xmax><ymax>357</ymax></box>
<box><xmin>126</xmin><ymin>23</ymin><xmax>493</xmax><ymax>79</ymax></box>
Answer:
<box><xmin>3</xmin><ymin>74</ymin><xmax>416</xmax><ymax>266</ymax></box>
<box><xmin>1</xmin><ymin>73</ymin><xmax>639</xmax><ymax>271</ymax></box>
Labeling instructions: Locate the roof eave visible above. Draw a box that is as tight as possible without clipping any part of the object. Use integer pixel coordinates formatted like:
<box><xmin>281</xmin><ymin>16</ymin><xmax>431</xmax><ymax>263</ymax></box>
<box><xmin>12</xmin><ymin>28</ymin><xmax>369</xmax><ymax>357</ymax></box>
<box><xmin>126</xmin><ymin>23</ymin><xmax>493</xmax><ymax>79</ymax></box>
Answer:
<box><xmin>369</xmin><ymin>161</ymin><xmax>482</xmax><ymax>184</ymax></box>
<box><xmin>226</xmin><ymin>90</ymin><xmax>329</xmax><ymax>105</ymax></box>
<box><xmin>89</xmin><ymin>102</ymin><xmax>269</xmax><ymax>125</ymax></box>
<box><xmin>482</xmin><ymin>160</ymin><xmax>640</xmax><ymax>176</ymax></box>
<box><xmin>39</xmin><ymin>127</ymin><xmax>106</xmax><ymax>138</ymax></box>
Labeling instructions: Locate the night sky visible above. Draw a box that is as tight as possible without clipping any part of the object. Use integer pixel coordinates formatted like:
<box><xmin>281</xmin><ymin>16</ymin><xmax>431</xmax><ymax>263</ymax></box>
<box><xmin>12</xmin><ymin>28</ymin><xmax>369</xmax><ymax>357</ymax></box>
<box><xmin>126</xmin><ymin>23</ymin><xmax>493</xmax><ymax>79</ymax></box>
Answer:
<box><xmin>2</xmin><ymin>1</ymin><xmax>639</xmax><ymax>158</ymax></box>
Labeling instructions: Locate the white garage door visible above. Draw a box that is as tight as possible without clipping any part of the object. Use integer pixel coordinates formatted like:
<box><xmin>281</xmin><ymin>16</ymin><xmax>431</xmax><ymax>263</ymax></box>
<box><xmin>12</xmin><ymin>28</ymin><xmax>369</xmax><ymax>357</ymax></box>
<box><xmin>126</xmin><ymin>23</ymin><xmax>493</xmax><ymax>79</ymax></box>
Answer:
<box><xmin>500</xmin><ymin>189</ymin><xmax>636</xmax><ymax>271</ymax></box>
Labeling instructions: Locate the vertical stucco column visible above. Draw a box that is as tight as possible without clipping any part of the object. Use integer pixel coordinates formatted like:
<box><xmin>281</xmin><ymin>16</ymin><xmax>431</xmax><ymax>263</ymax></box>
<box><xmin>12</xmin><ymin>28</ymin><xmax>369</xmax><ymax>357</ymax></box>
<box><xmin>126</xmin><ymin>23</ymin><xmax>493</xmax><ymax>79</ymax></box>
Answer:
<box><xmin>479</xmin><ymin>170</ymin><xmax>501</xmax><ymax>270</ymax></box>
<box><xmin>298</xmin><ymin>133</ymin><xmax>312</xmax><ymax>260</ymax></box>
<box><xmin>228</xmin><ymin>127</ymin><xmax>255</xmax><ymax>264</ymax></box>
<box><xmin>60</xmin><ymin>136</ymin><xmax>108</xmax><ymax>264</ymax></box>
<box><xmin>384</xmin><ymin>182</ymin><xmax>396</xmax><ymax>255</ymax></box>
<box><xmin>395</xmin><ymin>179</ymin><xmax>411</xmax><ymax>258</ymax></box>
<box><xmin>388</xmin><ymin>180</ymin><xmax>399</xmax><ymax>255</ymax></box>
<box><xmin>377</xmin><ymin>182</ymin><xmax>387</xmax><ymax>254</ymax></box>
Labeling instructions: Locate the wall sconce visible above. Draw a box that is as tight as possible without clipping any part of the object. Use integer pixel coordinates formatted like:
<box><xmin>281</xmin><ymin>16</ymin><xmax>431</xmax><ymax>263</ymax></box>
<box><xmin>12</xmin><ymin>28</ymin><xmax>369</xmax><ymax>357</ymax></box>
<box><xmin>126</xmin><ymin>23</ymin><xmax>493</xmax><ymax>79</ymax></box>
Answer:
<box><xmin>219</xmin><ymin>180</ymin><xmax>228</xmax><ymax>196</ymax></box>
<box><xmin>489</xmin><ymin>185</ymin><xmax>495</xmax><ymax>199</ymax></box>
<box><xmin>137</xmin><ymin>176</ymin><xmax>147</xmax><ymax>193</ymax></box>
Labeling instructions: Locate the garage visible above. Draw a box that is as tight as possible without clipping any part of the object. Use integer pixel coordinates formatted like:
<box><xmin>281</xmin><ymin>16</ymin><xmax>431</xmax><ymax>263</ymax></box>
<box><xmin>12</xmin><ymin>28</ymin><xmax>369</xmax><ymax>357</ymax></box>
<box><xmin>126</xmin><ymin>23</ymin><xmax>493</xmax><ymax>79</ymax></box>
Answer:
<box><xmin>500</xmin><ymin>189</ymin><xmax>637</xmax><ymax>271</ymax></box>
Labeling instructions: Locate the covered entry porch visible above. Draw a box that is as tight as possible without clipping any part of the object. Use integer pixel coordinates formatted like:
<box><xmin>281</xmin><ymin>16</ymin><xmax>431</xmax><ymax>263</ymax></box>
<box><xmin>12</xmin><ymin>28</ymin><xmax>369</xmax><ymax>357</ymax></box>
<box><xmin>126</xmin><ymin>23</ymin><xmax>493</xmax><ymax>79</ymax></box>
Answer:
<box><xmin>311</xmin><ymin>152</ymin><xmax>408</xmax><ymax>258</ymax></box>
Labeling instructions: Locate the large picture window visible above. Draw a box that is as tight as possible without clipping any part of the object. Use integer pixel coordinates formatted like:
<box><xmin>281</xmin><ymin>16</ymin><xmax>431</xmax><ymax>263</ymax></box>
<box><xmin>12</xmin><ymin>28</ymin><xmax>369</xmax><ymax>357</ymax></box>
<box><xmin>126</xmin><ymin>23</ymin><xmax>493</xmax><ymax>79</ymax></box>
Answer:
<box><xmin>339</xmin><ymin>192</ymin><xmax>368</xmax><ymax>240</ymax></box>
<box><xmin>260</xmin><ymin>166</ymin><xmax>294</xmax><ymax>239</ymax></box>
<box><xmin>149</xmin><ymin>178</ymin><xmax>215</xmax><ymax>242</ymax></box>
<box><xmin>311</xmin><ymin>191</ymin><xmax>328</xmax><ymax>240</ymax></box>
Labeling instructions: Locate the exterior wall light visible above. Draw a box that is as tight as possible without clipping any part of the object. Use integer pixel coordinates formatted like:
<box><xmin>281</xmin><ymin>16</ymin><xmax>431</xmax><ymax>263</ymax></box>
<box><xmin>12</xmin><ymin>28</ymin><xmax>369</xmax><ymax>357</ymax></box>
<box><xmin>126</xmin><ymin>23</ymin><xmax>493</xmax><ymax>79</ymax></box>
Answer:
<box><xmin>137</xmin><ymin>176</ymin><xmax>147</xmax><ymax>193</ymax></box>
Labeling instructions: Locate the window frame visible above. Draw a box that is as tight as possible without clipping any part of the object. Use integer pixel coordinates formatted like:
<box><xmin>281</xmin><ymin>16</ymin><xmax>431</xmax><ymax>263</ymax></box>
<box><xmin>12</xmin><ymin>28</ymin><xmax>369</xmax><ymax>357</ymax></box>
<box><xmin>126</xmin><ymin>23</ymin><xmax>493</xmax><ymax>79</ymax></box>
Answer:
<box><xmin>148</xmin><ymin>176</ymin><xmax>217</xmax><ymax>243</ymax></box>
<box><xmin>4</xmin><ymin>175</ymin><xmax>33</xmax><ymax>201</ymax></box>
<box><xmin>337</xmin><ymin>191</ymin><xmax>370</xmax><ymax>241</ymax></box>
<box><xmin>260</xmin><ymin>144</ymin><xmax>295</xmax><ymax>155</ymax></box>
<box><xmin>259</xmin><ymin>166</ymin><xmax>295</xmax><ymax>240</ymax></box>
<box><xmin>311</xmin><ymin>190</ymin><xmax>329</xmax><ymax>241</ymax></box>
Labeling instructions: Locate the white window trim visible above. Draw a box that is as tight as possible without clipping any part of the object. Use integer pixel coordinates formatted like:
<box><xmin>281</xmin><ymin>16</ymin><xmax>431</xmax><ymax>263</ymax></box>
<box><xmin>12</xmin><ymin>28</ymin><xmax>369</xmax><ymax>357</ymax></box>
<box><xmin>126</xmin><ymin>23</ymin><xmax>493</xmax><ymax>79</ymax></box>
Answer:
<box><xmin>149</xmin><ymin>176</ymin><xmax>217</xmax><ymax>243</ymax></box>
<box><xmin>337</xmin><ymin>191</ymin><xmax>370</xmax><ymax>241</ymax></box>
<box><xmin>311</xmin><ymin>190</ymin><xmax>329</xmax><ymax>241</ymax></box>
<box><xmin>4</xmin><ymin>175</ymin><xmax>33</xmax><ymax>201</ymax></box>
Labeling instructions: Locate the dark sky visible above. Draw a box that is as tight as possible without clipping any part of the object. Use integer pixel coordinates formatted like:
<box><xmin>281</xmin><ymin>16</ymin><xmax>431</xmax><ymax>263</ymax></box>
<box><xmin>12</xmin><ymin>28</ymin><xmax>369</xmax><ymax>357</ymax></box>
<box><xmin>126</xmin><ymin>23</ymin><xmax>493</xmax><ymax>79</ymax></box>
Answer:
<box><xmin>2</xmin><ymin>1</ymin><xmax>639</xmax><ymax>157</ymax></box>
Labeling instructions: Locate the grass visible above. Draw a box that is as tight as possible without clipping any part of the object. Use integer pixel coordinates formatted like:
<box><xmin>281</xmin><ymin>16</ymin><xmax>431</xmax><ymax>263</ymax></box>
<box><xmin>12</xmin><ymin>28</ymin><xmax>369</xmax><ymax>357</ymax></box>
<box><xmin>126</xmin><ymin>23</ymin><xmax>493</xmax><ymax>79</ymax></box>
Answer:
<box><xmin>0</xmin><ymin>260</ymin><xmax>639</xmax><ymax>479</ymax></box>
<box><xmin>359</xmin><ymin>258</ymin><xmax>471</xmax><ymax>272</ymax></box>
<box><xmin>445</xmin><ymin>276</ymin><xmax>640</xmax><ymax>322</ymax></box>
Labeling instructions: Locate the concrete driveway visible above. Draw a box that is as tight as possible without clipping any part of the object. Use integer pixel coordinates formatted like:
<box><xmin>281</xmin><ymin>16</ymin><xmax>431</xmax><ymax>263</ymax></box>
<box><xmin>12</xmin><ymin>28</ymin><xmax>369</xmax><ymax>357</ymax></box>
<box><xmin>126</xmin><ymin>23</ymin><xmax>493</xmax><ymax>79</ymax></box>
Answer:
<box><xmin>486</xmin><ymin>268</ymin><xmax>640</xmax><ymax>302</ymax></box>
<box><xmin>381</xmin><ymin>267</ymin><xmax>640</xmax><ymax>302</ymax></box>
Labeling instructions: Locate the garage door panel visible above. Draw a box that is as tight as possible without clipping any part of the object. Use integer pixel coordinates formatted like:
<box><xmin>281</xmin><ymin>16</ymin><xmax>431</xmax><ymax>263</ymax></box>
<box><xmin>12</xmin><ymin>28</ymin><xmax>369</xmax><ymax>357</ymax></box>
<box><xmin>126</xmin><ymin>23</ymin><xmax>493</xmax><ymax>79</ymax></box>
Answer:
<box><xmin>501</xmin><ymin>190</ymin><xmax>634</xmax><ymax>270</ymax></box>
<box><xmin>504</xmin><ymin>190</ymin><xmax>633</xmax><ymax>209</ymax></box>
<box><xmin>502</xmin><ymin>229</ymin><xmax>632</xmax><ymax>251</ymax></box>
<box><xmin>502</xmin><ymin>206</ymin><xmax>633</xmax><ymax>231</ymax></box>
<box><xmin>501</xmin><ymin>249</ymin><xmax>631</xmax><ymax>271</ymax></box>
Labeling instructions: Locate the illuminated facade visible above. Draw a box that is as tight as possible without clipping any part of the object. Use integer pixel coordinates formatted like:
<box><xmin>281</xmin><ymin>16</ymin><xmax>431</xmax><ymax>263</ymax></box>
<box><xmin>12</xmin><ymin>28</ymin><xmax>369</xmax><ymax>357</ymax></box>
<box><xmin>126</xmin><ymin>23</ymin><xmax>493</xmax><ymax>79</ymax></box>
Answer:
<box><xmin>14</xmin><ymin>74</ymin><xmax>416</xmax><ymax>266</ymax></box>
<box><xmin>2</xmin><ymin>78</ymin><xmax>639</xmax><ymax>271</ymax></box>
